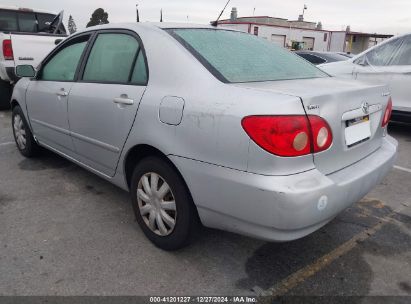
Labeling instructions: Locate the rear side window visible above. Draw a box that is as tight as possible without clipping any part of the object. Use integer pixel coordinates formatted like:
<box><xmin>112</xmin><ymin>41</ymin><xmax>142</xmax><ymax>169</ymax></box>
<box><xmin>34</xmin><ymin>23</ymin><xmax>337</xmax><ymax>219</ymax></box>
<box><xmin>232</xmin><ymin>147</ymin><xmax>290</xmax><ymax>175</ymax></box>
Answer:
<box><xmin>0</xmin><ymin>10</ymin><xmax>18</xmax><ymax>31</ymax></box>
<box><xmin>131</xmin><ymin>51</ymin><xmax>148</xmax><ymax>85</ymax></box>
<box><xmin>41</xmin><ymin>36</ymin><xmax>89</xmax><ymax>81</ymax></box>
<box><xmin>37</xmin><ymin>13</ymin><xmax>55</xmax><ymax>32</ymax></box>
<box><xmin>83</xmin><ymin>33</ymin><xmax>141</xmax><ymax>84</ymax></box>
<box><xmin>17</xmin><ymin>12</ymin><xmax>37</xmax><ymax>33</ymax></box>
<box><xmin>169</xmin><ymin>29</ymin><xmax>327</xmax><ymax>83</ymax></box>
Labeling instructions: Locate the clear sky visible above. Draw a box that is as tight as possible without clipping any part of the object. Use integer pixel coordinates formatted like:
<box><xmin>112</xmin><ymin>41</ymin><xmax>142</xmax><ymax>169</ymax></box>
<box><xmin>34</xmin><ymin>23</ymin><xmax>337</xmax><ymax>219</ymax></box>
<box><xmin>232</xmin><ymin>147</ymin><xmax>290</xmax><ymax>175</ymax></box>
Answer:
<box><xmin>3</xmin><ymin>0</ymin><xmax>411</xmax><ymax>35</ymax></box>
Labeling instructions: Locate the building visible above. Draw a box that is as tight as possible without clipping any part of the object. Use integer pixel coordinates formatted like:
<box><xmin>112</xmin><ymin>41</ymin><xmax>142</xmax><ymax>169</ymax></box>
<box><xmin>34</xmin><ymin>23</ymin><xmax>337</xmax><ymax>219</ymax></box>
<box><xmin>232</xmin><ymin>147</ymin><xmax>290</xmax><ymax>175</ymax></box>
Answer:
<box><xmin>216</xmin><ymin>8</ymin><xmax>393</xmax><ymax>54</ymax></box>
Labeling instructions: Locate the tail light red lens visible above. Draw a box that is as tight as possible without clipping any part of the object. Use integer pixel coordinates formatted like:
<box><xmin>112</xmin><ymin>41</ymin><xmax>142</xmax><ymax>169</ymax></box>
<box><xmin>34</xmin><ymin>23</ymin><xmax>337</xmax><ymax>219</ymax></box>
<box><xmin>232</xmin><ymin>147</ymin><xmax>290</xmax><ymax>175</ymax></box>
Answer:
<box><xmin>382</xmin><ymin>97</ymin><xmax>392</xmax><ymax>127</ymax></box>
<box><xmin>2</xmin><ymin>39</ymin><xmax>13</xmax><ymax>60</ymax></box>
<box><xmin>308</xmin><ymin>115</ymin><xmax>333</xmax><ymax>153</ymax></box>
<box><xmin>241</xmin><ymin>115</ymin><xmax>333</xmax><ymax>157</ymax></box>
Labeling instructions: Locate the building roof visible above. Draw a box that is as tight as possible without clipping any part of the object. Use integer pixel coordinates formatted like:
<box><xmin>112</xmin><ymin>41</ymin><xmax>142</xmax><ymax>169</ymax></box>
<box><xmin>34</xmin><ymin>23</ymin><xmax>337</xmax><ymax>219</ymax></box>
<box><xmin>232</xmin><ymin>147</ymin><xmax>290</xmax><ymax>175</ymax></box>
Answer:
<box><xmin>220</xmin><ymin>16</ymin><xmax>289</xmax><ymax>21</ymax></box>
<box><xmin>346</xmin><ymin>32</ymin><xmax>393</xmax><ymax>39</ymax></box>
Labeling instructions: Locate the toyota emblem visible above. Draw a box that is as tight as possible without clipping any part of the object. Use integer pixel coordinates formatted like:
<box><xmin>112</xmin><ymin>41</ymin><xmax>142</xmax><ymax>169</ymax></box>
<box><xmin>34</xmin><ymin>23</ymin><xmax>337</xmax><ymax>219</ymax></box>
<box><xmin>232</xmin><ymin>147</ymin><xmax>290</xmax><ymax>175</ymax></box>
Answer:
<box><xmin>361</xmin><ymin>102</ymin><xmax>370</xmax><ymax>114</ymax></box>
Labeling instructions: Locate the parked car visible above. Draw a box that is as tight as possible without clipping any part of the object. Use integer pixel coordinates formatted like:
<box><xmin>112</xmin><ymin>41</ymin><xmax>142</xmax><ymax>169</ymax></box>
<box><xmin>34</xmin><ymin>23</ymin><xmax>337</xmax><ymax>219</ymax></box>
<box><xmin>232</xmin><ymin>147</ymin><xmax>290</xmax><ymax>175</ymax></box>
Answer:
<box><xmin>295</xmin><ymin>51</ymin><xmax>350</xmax><ymax>65</ymax></box>
<box><xmin>0</xmin><ymin>6</ymin><xmax>67</xmax><ymax>109</ymax></box>
<box><xmin>12</xmin><ymin>23</ymin><xmax>397</xmax><ymax>250</ymax></box>
<box><xmin>320</xmin><ymin>33</ymin><xmax>411</xmax><ymax>123</ymax></box>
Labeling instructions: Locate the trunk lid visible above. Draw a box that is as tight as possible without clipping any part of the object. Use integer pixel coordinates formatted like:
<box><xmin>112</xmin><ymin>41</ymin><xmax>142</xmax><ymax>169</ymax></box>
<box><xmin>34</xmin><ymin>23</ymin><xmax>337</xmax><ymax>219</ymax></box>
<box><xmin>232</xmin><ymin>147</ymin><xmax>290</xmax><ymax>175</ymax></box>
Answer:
<box><xmin>234</xmin><ymin>77</ymin><xmax>390</xmax><ymax>175</ymax></box>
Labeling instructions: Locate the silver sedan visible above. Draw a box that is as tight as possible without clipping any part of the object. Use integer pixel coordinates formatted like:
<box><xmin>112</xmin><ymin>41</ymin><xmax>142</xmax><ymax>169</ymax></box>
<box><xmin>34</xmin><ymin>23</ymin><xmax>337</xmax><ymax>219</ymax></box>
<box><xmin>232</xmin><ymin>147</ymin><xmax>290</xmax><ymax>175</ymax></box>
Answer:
<box><xmin>11</xmin><ymin>23</ymin><xmax>397</xmax><ymax>250</ymax></box>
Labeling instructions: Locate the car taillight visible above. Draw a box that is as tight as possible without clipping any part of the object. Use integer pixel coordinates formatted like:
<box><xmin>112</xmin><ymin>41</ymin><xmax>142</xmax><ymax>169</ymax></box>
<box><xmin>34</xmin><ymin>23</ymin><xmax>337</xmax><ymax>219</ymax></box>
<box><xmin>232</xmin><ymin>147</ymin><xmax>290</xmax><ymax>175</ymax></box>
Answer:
<box><xmin>241</xmin><ymin>115</ymin><xmax>333</xmax><ymax>157</ymax></box>
<box><xmin>382</xmin><ymin>97</ymin><xmax>392</xmax><ymax>127</ymax></box>
<box><xmin>2</xmin><ymin>39</ymin><xmax>13</xmax><ymax>60</ymax></box>
<box><xmin>308</xmin><ymin>115</ymin><xmax>333</xmax><ymax>153</ymax></box>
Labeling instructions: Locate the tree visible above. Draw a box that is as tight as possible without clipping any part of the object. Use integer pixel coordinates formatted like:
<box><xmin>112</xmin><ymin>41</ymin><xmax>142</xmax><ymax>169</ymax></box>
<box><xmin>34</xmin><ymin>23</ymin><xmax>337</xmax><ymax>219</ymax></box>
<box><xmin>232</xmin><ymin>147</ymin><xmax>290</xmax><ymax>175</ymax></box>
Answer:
<box><xmin>86</xmin><ymin>8</ymin><xmax>109</xmax><ymax>28</ymax></box>
<box><xmin>68</xmin><ymin>15</ymin><xmax>77</xmax><ymax>34</ymax></box>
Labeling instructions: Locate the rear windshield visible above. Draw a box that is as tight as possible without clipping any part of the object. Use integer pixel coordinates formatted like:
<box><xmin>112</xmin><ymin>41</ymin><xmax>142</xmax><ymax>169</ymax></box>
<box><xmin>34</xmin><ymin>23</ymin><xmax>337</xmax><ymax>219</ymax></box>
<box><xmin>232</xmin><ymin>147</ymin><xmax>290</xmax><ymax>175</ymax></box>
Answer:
<box><xmin>0</xmin><ymin>9</ymin><xmax>66</xmax><ymax>34</ymax></box>
<box><xmin>169</xmin><ymin>29</ymin><xmax>328</xmax><ymax>83</ymax></box>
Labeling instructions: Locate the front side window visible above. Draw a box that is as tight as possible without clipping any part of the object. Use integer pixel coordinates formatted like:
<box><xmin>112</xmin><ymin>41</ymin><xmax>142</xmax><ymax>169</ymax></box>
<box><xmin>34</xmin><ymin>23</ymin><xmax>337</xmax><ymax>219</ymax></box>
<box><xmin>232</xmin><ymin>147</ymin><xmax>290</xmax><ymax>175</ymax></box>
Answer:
<box><xmin>169</xmin><ymin>29</ymin><xmax>327</xmax><ymax>83</ymax></box>
<box><xmin>361</xmin><ymin>38</ymin><xmax>403</xmax><ymax>66</ymax></box>
<box><xmin>83</xmin><ymin>33</ymin><xmax>141</xmax><ymax>84</ymax></box>
<box><xmin>17</xmin><ymin>12</ymin><xmax>37</xmax><ymax>33</ymax></box>
<box><xmin>40</xmin><ymin>36</ymin><xmax>89</xmax><ymax>81</ymax></box>
<box><xmin>0</xmin><ymin>10</ymin><xmax>18</xmax><ymax>31</ymax></box>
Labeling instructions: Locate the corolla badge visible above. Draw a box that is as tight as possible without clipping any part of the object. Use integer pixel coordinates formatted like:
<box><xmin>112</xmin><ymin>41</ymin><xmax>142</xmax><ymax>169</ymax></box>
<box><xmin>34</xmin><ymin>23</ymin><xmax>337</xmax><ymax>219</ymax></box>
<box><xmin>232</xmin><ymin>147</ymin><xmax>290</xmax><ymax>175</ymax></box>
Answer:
<box><xmin>361</xmin><ymin>102</ymin><xmax>370</xmax><ymax>114</ymax></box>
<box><xmin>307</xmin><ymin>104</ymin><xmax>320</xmax><ymax>111</ymax></box>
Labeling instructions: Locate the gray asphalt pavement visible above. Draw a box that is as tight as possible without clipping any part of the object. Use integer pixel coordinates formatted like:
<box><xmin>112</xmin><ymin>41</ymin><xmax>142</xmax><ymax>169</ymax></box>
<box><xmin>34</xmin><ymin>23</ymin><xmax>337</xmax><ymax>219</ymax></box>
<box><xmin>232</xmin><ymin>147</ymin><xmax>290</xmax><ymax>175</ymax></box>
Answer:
<box><xmin>0</xmin><ymin>110</ymin><xmax>410</xmax><ymax>298</ymax></box>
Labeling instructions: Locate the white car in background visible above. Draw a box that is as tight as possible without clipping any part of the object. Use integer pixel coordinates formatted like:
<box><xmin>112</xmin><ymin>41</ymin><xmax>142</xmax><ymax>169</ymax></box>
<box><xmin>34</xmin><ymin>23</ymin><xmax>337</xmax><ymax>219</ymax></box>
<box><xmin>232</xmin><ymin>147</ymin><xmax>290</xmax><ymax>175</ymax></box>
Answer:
<box><xmin>320</xmin><ymin>33</ymin><xmax>411</xmax><ymax>123</ymax></box>
<box><xmin>0</xmin><ymin>6</ymin><xmax>67</xmax><ymax>109</ymax></box>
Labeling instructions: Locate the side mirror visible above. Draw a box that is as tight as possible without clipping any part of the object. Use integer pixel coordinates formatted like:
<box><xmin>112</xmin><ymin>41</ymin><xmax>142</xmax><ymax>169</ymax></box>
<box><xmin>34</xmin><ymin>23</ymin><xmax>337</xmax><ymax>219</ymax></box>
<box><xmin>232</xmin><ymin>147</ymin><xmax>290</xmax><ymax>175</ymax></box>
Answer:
<box><xmin>55</xmin><ymin>39</ymin><xmax>63</xmax><ymax>45</ymax></box>
<box><xmin>16</xmin><ymin>65</ymin><xmax>36</xmax><ymax>78</ymax></box>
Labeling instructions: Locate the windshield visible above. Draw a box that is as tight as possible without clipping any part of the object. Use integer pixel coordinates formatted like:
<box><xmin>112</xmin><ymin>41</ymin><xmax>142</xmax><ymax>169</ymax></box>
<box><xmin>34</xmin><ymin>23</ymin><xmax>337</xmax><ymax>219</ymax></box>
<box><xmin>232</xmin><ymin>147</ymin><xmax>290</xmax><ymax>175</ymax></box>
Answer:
<box><xmin>169</xmin><ymin>29</ymin><xmax>328</xmax><ymax>83</ymax></box>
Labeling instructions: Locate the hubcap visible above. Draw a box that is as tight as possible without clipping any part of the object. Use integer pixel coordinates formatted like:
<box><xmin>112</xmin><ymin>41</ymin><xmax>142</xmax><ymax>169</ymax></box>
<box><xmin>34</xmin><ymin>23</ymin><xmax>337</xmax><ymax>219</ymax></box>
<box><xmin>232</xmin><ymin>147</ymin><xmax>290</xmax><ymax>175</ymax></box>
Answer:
<box><xmin>137</xmin><ymin>172</ymin><xmax>177</xmax><ymax>236</ymax></box>
<box><xmin>13</xmin><ymin>114</ymin><xmax>26</xmax><ymax>150</ymax></box>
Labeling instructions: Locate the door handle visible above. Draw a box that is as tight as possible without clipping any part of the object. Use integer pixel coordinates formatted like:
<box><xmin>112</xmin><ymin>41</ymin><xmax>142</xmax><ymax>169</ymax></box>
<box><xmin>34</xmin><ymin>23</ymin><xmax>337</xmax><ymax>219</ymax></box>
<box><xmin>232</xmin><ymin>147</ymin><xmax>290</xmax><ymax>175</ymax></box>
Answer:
<box><xmin>113</xmin><ymin>96</ymin><xmax>134</xmax><ymax>105</ymax></box>
<box><xmin>56</xmin><ymin>90</ymin><xmax>68</xmax><ymax>97</ymax></box>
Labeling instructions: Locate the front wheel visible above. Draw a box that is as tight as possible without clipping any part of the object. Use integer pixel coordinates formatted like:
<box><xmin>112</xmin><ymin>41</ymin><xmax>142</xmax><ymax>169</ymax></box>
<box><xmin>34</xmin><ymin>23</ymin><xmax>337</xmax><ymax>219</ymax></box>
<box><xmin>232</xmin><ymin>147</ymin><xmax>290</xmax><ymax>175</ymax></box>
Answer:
<box><xmin>130</xmin><ymin>157</ymin><xmax>199</xmax><ymax>250</ymax></box>
<box><xmin>12</xmin><ymin>105</ymin><xmax>39</xmax><ymax>157</ymax></box>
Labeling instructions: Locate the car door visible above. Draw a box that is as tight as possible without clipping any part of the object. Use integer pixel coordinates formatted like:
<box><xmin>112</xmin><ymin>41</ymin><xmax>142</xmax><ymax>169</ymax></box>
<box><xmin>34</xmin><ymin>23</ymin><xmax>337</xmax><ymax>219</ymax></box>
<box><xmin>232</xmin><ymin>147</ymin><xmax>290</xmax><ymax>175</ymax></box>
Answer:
<box><xmin>26</xmin><ymin>33</ymin><xmax>91</xmax><ymax>154</ymax></box>
<box><xmin>68</xmin><ymin>30</ymin><xmax>148</xmax><ymax>177</ymax></box>
<box><xmin>387</xmin><ymin>35</ymin><xmax>411</xmax><ymax>113</ymax></box>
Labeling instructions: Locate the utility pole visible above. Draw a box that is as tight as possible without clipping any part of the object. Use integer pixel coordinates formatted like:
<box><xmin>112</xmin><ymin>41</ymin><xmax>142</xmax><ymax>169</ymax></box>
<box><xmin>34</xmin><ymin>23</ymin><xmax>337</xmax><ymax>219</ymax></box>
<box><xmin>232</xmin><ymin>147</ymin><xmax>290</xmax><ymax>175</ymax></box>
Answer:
<box><xmin>136</xmin><ymin>4</ymin><xmax>140</xmax><ymax>22</ymax></box>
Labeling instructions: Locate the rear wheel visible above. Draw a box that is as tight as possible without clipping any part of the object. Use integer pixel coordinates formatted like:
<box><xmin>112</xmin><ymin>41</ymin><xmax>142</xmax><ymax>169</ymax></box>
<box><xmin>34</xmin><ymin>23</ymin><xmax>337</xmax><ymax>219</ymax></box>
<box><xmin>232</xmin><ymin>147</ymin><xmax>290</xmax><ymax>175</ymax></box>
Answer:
<box><xmin>12</xmin><ymin>105</ymin><xmax>39</xmax><ymax>157</ymax></box>
<box><xmin>130</xmin><ymin>156</ymin><xmax>199</xmax><ymax>250</ymax></box>
<box><xmin>0</xmin><ymin>80</ymin><xmax>12</xmax><ymax>110</ymax></box>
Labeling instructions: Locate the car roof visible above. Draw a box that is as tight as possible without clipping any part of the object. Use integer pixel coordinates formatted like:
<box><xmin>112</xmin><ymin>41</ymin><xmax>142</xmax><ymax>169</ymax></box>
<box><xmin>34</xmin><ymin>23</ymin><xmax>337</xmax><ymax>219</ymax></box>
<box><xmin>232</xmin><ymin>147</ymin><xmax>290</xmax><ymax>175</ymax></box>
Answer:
<box><xmin>74</xmin><ymin>22</ymin><xmax>237</xmax><ymax>36</ymax></box>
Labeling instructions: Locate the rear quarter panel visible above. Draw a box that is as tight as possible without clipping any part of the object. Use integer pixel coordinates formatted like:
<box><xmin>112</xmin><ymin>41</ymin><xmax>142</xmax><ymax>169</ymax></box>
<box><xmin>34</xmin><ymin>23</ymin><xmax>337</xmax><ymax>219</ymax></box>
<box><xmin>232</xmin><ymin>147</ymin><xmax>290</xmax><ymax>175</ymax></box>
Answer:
<box><xmin>118</xmin><ymin>26</ymin><xmax>314</xmax><ymax>179</ymax></box>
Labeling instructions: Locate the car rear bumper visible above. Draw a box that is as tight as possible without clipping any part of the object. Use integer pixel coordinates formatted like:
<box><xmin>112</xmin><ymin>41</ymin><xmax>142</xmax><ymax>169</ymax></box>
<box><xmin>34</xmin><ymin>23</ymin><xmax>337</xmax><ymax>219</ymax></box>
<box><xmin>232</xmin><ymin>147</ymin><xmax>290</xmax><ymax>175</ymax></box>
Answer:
<box><xmin>171</xmin><ymin>135</ymin><xmax>398</xmax><ymax>242</ymax></box>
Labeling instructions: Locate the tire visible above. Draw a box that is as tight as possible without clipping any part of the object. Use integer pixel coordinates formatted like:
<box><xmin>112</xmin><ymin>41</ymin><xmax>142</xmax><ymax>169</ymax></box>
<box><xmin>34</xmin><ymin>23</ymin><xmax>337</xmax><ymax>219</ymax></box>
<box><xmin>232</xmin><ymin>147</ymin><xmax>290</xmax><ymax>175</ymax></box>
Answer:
<box><xmin>0</xmin><ymin>80</ymin><xmax>12</xmax><ymax>110</ymax></box>
<box><xmin>12</xmin><ymin>105</ymin><xmax>40</xmax><ymax>157</ymax></box>
<box><xmin>130</xmin><ymin>156</ymin><xmax>199</xmax><ymax>250</ymax></box>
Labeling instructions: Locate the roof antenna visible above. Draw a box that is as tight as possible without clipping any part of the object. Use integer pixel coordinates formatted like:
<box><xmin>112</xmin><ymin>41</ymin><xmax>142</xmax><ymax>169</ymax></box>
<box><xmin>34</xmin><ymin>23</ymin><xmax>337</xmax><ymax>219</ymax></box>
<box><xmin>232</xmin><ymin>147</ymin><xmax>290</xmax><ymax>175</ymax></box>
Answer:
<box><xmin>211</xmin><ymin>0</ymin><xmax>231</xmax><ymax>27</ymax></box>
<box><xmin>160</xmin><ymin>8</ymin><xmax>163</xmax><ymax>22</ymax></box>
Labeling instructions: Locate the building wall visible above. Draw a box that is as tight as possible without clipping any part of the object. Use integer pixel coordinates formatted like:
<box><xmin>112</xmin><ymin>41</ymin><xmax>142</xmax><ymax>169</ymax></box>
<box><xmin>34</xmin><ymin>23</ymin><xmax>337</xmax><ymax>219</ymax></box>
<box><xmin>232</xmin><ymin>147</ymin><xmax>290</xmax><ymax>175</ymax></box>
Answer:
<box><xmin>220</xmin><ymin>23</ymin><xmax>331</xmax><ymax>51</ymax></box>
<box><xmin>350</xmin><ymin>36</ymin><xmax>370</xmax><ymax>54</ymax></box>
<box><xmin>329</xmin><ymin>32</ymin><xmax>346</xmax><ymax>52</ymax></box>
<box><xmin>219</xmin><ymin>23</ymin><xmax>250</xmax><ymax>33</ymax></box>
